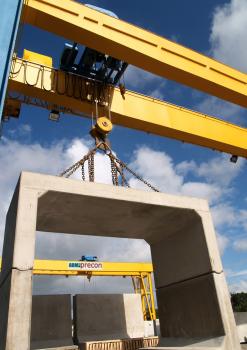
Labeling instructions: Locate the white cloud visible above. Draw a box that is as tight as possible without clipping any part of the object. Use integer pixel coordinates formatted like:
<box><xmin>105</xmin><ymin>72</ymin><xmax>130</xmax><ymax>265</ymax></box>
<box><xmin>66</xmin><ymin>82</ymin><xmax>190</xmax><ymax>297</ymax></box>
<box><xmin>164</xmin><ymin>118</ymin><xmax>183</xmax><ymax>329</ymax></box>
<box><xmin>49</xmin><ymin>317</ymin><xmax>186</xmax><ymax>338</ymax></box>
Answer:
<box><xmin>195</xmin><ymin>155</ymin><xmax>244</xmax><ymax>186</ymax></box>
<box><xmin>211</xmin><ymin>203</ymin><xmax>238</xmax><ymax>228</ymax></box>
<box><xmin>228</xmin><ymin>269</ymin><xmax>247</xmax><ymax>278</ymax></box>
<box><xmin>149</xmin><ymin>88</ymin><xmax>164</xmax><ymax>100</ymax></box>
<box><xmin>229</xmin><ymin>279</ymin><xmax>247</xmax><ymax>293</ymax></box>
<box><xmin>20</xmin><ymin>124</ymin><xmax>32</xmax><ymax>134</ymax></box>
<box><xmin>64</xmin><ymin>138</ymin><xmax>113</xmax><ymax>184</ymax></box>
<box><xmin>124</xmin><ymin>65</ymin><xmax>163</xmax><ymax>91</ymax></box>
<box><xmin>233</xmin><ymin>238</ymin><xmax>247</xmax><ymax>252</ymax></box>
<box><xmin>149</xmin><ymin>82</ymin><xmax>166</xmax><ymax>100</ymax></box>
<box><xmin>128</xmin><ymin>146</ymin><xmax>183</xmax><ymax>193</ymax></box>
<box><xmin>194</xmin><ymin>0</ymin><xmax>247</xmax><ymax>124</ymax></box>
<box><xmin>211</xmin><ymin>204</ymin><xmax>247</xmax><ymax>237</ymax></box>
<box><xmin>32</xmin><ymin>275</ymin><xmax>133</xmax><ymax>295</ymax></box>
<box><xmin>128</xmin><ymin>147</ymin><xmax>244</xmax><ymax>207</ymax></box>
<box><xmin>195</xmin><ymin>96</ymin><xmax>245</xmax><ymax>124</ymax></box>
<box><xmin>176</xmin><ymin>160</ymin><xmax>197</xmax><ymax>176</ymax></box>
<box><xmin>177</xmin><ymin>154</ymin><xmax>244</xmax><ymax>187</ymax></box>
<box><xmin>239</xmin><ymin>210</ymin><xmax>247</xmax><ymax>230</ymax></box>
<box><xmin>210</xmin><ymin>0</ymin><xmax>247</xmax><ymax>72</ymax></box>
<box><xmin>181</xmin><ymin>182</ymin><xmax>222</xmax><ymax>204</ymax></box>
<box><xmin>35</xmin><ymin>232</ymin><xmax>151</xmax><ymax>263</ymax></box>
<box><xmin>7</xmin><ymin>123</ymin><xmax>32</xmax><ymax>137</ymax></box>
<box><xmin>216</xmin><ymin>233</ymin><xmax>230</xmax><ymax>255</ymax></box>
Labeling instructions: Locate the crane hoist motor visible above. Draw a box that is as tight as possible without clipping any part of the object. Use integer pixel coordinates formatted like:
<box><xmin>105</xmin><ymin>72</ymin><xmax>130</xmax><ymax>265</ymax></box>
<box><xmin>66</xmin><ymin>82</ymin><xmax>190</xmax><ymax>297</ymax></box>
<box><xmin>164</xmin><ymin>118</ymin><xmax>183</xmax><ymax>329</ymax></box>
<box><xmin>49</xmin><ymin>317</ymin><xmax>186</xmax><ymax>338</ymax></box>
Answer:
<box><xmin>60</xmin><ymin>43</ymin><xmax>128</xmax><ymax>85</ymax></box>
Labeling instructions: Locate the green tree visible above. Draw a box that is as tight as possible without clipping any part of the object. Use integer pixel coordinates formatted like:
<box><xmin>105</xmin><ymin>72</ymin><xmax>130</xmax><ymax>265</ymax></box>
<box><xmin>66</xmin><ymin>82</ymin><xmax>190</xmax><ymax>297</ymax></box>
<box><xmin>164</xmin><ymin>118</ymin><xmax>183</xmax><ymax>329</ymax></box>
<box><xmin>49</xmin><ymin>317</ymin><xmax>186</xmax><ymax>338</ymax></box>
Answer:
<box><xmin>231</xmin><ymin>293</ymin><xmax>247</xmax><ymax>312</ymax></box>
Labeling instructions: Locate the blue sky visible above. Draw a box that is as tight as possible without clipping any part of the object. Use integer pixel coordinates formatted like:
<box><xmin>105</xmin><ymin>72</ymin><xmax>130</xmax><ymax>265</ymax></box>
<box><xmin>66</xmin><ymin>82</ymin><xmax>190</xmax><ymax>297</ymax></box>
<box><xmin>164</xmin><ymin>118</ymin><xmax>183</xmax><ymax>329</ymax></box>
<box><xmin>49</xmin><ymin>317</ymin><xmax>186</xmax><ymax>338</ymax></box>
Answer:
<box><xmin>1</xmin><ymin>0</ymin><xmax>247</xmax><ymax>295</ymax></box>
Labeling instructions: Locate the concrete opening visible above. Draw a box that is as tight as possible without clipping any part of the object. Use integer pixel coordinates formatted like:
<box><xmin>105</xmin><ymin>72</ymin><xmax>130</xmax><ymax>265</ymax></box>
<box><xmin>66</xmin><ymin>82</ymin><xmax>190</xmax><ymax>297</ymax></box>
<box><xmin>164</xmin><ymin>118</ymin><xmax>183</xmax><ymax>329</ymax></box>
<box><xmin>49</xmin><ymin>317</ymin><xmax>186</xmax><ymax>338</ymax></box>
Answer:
<box><xmin>32</xmin><ymin>232</ymin><xmax>150</xmax><ymax>348</ymax></box>
<box><xmin>33</xmin><ymin>231</ymin><xmax>150</xmax><ymax>295</ymax></box>
<box><xmin>0</xmin><ymin>172</ymin><xmax>241</xmax><ymax>350</ymax></box>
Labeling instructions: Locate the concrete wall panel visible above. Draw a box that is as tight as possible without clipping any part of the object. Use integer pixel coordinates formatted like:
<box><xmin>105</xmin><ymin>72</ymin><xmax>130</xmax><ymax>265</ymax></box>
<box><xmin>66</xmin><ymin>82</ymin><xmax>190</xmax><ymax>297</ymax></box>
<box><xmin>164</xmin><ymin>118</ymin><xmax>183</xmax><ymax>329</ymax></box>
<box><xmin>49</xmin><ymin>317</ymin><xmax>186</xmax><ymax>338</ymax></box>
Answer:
<box><xmin>235</xmin><ymin>312</ymin><xmax>247</xmax><ymax>343</ymax></box>
<box><xmin>150</xmin><ymin>215</ymin><xmax>214</xmax><ymax>288</ymax></box>
<box><xmin>157</xmin><ymin>274</ymin><xmax>225</xmax><ymax>339</ymax></box>
<box><xmin>73</xmin><ymin>294</ymin><xmax>144</xmax><ymax>344</ymax></box>
<box><xmin>30</xmin><ymin>294</ymin><xmax>73</xmax><ymax>349</ymax></box>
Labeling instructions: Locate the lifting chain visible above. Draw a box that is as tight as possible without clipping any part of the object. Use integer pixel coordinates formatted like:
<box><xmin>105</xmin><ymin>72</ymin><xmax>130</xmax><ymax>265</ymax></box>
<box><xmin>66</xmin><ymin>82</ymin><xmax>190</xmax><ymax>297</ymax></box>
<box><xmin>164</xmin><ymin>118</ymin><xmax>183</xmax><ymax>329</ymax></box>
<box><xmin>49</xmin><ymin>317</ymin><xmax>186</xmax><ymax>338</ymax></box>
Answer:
<box><xmin>88</xmin><ymin>153</ymin><xmax>95</xmax><ymax>182</ymax></box>
<box><xmin>60</xmin><ymin>147</ymin><xmax>97</xmax><ymax>179</ymax></box>
<box><xmin>113</xmin><ymin>154</ymin><xmax>159</xmax><ymax>192</ymax></box>
<box><xmin>59</xmin><ymin>142</ymin><xmax>159</xmax><ymax>192</ymax></box>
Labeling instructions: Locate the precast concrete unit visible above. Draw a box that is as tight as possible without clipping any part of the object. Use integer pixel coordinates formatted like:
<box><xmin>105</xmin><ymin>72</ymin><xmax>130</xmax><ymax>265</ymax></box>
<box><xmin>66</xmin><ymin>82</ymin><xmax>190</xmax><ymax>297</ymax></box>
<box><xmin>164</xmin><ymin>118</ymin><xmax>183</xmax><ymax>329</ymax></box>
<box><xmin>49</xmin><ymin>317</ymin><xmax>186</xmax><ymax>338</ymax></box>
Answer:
<box><xmin>0</xmin><ymin>172</ymin><xmax>241</xmax><ymax>350</ymax></box>
<box><xmin>234</xmin><ymin>313</ymin><xmax>247</xmax><ymax>344</ymax></box>
<box><xmin>73</xmin><ymin>294</ymin><xmax>144</xmax><ymax>345</ymax></box>
<box><xmin>31</xmin><ymin>294</ymin><xmax>74</xmax><ymax>349</ymax></box>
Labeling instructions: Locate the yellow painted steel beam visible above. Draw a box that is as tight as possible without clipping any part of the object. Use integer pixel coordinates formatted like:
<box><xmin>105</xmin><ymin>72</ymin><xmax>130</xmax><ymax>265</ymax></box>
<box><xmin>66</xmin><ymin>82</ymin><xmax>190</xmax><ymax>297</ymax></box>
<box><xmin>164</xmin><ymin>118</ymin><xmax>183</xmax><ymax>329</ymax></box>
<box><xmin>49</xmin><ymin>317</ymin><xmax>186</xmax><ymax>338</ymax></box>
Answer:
<box><xmin>22</xmin><ymin>0</ymin><xmax>247</xmax><ymax>107</ymax></box>
<box><xmin>33</xmin><ymin>260</ymin><xmax>153</xmax><ymax>276</ymax></box>
<box><xmin>0</xmin><ymin>258</ymin><xmax>153</xmax><ymax>276</ymax></box>
<box><xmin>8</xmin><ymin>58</ymin><xmax>247</xmax><ymax>158</ymax></box>
<box><xmin>0</xmin><ymin>258</ymin><xmax>155</xmax><ymax>319</ymax></box>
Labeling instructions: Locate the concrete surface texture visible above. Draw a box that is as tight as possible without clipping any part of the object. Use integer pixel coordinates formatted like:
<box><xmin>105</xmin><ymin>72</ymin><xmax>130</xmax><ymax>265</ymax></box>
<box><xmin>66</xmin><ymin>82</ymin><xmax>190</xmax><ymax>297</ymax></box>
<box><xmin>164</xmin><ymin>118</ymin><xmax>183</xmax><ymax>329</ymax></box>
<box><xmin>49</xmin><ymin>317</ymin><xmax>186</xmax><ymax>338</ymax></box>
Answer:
<box><xmin>0</xmin><ymin>172</ymin><xmax>241</xmax><ymax>350</ymax></box>
<box><xmin>31</xmin><ymin>294</ymin><xmax>74</xmax><ymax>349</ymax></box>
<box><xmin>73</xmin><ymin>294</ymin><xmax>144</xmax><ymax>344</ymax></box>
<box><xmin>234</xmin><ymin>312</ymin><xmax>247</xmax><ymax>344</ymax></box>
<box><xmin>144</xmin><ymin>321</ymin><xmax>156</xmax><ymax>338</ymax></box>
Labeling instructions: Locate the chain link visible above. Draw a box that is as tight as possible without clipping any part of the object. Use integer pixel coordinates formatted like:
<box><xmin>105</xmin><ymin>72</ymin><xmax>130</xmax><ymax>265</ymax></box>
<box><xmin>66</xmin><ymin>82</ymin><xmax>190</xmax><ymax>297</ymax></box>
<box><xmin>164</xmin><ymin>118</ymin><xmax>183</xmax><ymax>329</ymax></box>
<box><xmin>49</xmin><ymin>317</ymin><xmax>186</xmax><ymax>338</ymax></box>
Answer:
<box><xmin>109</xmin><ymin>154</ymin><xmax>118</xmax><ymax>186</ymax></box>
<box><xmin>88</xmin><ymin>152</ymin><xmax>95</xmax><ymax>182</ymax></box>
<box><xmin>112</xmin><ymin>154</ymin><xmax>159</xmax><ymax>192</ymax></box>
<box><xmin>59</xmin><ymin>142</ymin><xmax>159</xmax><ymax>192</ymax></box>
<box><xmin>81</xmin><ymin>161</ymin><xmax>85</xmax><ymax>181</ymax></box>
<box><xmin>59</xmin><ymin>147</ymin><xmax>97</xmax><ymax>178</ymax></box>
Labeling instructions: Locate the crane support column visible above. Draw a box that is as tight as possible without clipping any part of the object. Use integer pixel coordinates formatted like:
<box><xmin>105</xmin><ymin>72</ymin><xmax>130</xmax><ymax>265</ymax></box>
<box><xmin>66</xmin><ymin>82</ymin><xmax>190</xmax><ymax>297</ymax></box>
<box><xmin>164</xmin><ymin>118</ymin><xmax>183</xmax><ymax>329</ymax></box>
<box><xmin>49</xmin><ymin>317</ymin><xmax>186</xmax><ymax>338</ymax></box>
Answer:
<box><xmin>0</xmin><ymin>0</ymin><xmax>22</xmax><ymax>123</ymax></box>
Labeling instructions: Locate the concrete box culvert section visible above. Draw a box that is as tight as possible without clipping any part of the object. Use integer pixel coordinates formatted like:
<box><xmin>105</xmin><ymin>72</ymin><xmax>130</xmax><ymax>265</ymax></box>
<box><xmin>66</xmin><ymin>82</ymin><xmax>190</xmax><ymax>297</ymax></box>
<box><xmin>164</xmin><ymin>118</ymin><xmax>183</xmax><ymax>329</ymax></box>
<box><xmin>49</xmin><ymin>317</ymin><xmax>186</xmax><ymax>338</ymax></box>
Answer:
<box><xmin>0</xmin><ymin>172</ymin><xmax>241</xmax><ymax>350</ymax></box>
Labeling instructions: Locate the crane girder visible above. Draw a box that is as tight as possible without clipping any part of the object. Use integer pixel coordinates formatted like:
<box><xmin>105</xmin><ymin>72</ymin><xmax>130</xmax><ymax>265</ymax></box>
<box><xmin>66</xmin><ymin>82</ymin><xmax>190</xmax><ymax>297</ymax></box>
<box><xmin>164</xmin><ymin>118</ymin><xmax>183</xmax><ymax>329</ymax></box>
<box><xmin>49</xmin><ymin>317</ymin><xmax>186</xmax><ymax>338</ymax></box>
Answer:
<box><xmin>7</xmin><ymin>58</ymin><xmax>247</xmax><ymax>158</ymax></box>
<box><xmin>0</xmin><ymin>258</ymin><xmax>155</xmax><ymax>320</ymax></box>
<box><xmin>22</xmin><ymin>0</ymin><xmax>247</xmax><ymax>108</ymax></box>
<box><xmin>0</xmin><ymin>259</ymin><xmax>153</xmax><ymax>275</ymax></box>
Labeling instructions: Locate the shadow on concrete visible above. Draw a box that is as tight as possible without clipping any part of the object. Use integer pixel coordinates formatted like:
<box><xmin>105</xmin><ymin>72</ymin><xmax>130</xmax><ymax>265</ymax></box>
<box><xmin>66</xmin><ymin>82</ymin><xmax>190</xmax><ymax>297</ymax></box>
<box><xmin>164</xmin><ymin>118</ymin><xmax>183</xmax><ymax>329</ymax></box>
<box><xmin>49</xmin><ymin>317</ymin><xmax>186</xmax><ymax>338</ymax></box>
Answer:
<box><xmin>30</xmin><ymin>294</ymin><xmax>74</xmax><ymax>349</ymax></box>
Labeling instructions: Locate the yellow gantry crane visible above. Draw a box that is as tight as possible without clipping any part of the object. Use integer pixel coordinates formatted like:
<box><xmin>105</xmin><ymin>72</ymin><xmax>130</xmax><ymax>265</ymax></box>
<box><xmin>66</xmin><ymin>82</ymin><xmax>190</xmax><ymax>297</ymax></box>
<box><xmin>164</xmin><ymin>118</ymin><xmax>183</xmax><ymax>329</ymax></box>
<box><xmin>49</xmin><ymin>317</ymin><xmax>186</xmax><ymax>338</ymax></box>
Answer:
<box><xmin>0</xmin><ymin>259</ymin><xmax>156</xmax><ymax>321</ymax></box>
<box><xmin>3</xmin><ymin>0</ymin><xmax>247</xmax><ymax>159</ymax></box>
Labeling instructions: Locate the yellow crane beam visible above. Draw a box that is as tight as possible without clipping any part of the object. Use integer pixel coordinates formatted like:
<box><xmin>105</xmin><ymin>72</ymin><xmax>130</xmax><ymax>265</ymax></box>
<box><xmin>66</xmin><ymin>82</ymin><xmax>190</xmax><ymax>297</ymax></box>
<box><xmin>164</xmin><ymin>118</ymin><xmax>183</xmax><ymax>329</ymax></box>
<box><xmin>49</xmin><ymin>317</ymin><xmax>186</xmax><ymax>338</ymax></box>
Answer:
<box><xmin>34</xmin><ymin>260</ymin><xmax>153</xmax><ymax>276</ymax></box>
<box><xmin>0</xmin><ymin>258</ymin><xmax>155</xmax><ymax>320</ymax></box>
<box><xmin>22</xmin><ymin>0</ymin><xmax>247</xmax><ymax>107</ymax></box>
<box><xmin>0</xmin><ymin>258</ymin><xmax>153</xmax><ymax>275</ymax></box>
<box><xmin>7</xmin><ymin>58</ymin><xmax>247</xmax><ymax>158</ymax></box>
